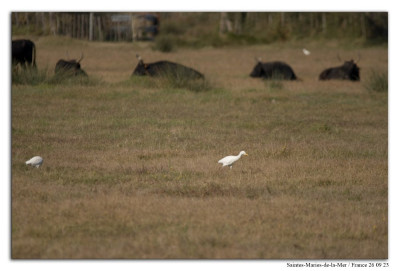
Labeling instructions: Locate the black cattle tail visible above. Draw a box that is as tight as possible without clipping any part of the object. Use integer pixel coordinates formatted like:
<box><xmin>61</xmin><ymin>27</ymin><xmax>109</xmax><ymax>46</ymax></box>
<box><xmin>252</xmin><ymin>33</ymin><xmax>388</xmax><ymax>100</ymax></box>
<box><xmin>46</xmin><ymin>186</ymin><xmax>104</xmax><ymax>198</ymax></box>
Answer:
<box><xmin>250</xmin><ymin>60</ymin><xmax>297</xmax><ymax>80</ymax></box>
<box><xmin>319</xmin><ymin>59</ymin><xmax>360</xmax><ymax>81</ymax></box>
<box><xmin>132</xmin><ymin>54</ymin><xmax>204</xmax><ymax>79</ymax></box>
<box><xmin>55</xmin><ymin>54</ymin><xmax>87</xmax><ymax>77</ymax></box>
<box><xmin>12</xmin><ymin>39</ymin><xmax>36</xmax><ymax>68</ymax></box>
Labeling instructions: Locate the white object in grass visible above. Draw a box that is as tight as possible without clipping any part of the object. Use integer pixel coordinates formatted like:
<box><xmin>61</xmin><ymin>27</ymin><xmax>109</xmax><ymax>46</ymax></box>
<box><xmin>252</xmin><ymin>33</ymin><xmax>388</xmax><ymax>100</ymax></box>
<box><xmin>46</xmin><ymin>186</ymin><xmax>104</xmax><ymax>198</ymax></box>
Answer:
<box><xmin>25</xmin><ymin>156</ymin><xmax>43</xmax><ymax>168</ymax></box>
<box><xmin>302</xmin><ymin>48</ymin><xmax>311</xmax><ymax>55</ymax></box>
<box><xmin>218</xmin><ymin>151</ymin><xmax>248</xmax><ymax>169</ymax></box>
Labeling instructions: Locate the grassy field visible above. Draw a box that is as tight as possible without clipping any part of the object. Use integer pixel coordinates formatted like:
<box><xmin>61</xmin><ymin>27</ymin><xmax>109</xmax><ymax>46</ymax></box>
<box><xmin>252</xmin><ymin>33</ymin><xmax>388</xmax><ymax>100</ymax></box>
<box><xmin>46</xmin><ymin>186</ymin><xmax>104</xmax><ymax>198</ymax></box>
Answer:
<box><xmin>11</xmin><ymin>36</ymin><xmax>388</xmax><ymax>259</ymax></box>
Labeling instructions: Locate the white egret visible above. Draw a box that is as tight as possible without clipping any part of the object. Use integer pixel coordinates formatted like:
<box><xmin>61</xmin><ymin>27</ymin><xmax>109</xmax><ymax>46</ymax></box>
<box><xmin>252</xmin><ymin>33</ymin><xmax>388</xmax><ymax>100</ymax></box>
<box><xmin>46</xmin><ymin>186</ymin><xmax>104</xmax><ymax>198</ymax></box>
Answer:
<box><xmin>25</xmin><ymin>156</ymin><xmax>43</xmax><ymax>168</ymax></box>
<box><xmin>302</xmin><ymin>48</ymin><xmax>311</xmax><ymax>56</ymax></box>
<box><xmin>218</xmin><ymin>151</ymin><xmax>248</xmax><ymax>169</ymax></box>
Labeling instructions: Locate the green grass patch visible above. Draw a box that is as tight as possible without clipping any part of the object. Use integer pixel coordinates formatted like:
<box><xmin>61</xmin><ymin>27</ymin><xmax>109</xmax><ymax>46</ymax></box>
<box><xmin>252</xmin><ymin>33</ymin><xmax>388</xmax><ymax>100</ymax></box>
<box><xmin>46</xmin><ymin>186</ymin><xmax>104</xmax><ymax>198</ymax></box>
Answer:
<box><xmin>364</xmin><ymin>70</ymin><xmax>388</xmax><ymax>92</ymax></box>
<box><xmin>265</xmin><ymin>80</ymin><xmax>284</xmax><ymax>91</ymax></box>
<box><xmin>12</xmin><ymin>66</ymin><xmax>102</xmax><ymax>87</ymax></box>
<box><xmin>12</xmin><ymin>67</ymin><xmax>47</xmax><ymax>85</ymax></box>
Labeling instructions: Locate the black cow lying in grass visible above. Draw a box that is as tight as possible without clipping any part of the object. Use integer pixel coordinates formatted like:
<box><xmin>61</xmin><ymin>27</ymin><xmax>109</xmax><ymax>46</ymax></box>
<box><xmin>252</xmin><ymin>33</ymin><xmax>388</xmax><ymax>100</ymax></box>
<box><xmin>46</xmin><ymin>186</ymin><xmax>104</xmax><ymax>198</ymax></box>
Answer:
<box><xmin>132</xmin><ymin>54</ymin><xmax>204</xmax><ymax>80</ymax></box>
<box><xmin>319</xmin><ymin>58</ymin><xmax>360</xmax><ymax>81</ymax></box>
<box><xmin>55</xmin><ymin>53</ymin><xmax>87</xmax><ymax>77</ymax></box>
<box><xmin>250</xmin><ymin>58</ymin><xmax>298</xmax><ymax>80</ymax></box>
<box><xmin>12</xmin><ymin>39</ymin><xmax>37</xmax><ymax>69</ymax></box>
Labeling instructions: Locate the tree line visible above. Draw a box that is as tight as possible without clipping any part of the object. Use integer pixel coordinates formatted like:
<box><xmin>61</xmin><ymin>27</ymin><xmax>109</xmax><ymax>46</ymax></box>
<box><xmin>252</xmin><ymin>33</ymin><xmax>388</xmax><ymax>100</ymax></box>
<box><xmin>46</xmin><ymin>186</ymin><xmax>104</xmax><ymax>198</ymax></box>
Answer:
<box><xmin>12</xmin><ymin>12</ymin><xmax>388</xmax><ymax>45</ymax></box>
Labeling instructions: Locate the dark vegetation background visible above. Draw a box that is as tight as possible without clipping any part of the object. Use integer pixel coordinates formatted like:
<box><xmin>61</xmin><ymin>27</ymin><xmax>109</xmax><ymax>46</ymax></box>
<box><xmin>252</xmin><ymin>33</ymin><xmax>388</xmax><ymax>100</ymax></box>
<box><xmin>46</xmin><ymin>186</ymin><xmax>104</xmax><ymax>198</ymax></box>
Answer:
<box><xmin>12</xmin><ymin>12</ymin><xmax>388</xmax><ymax>48</ymax></box>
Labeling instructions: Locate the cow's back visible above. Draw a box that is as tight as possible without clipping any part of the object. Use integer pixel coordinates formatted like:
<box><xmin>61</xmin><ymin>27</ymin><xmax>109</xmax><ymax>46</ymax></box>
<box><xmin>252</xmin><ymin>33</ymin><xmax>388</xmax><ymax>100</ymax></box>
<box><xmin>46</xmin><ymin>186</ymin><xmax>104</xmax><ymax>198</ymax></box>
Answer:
<box><xmin>319</xmin><ymin>61</ymin><xmax>360</xmax><ymax>81</ymax></box>
<box><xmin>319</xmin><ymin>66</ymin><xmax>351</xmax><ymax>80</ymax></box>
<box><xmin>55</xmin><ymin>59</ymin><xmax>87</xmax><ymax>77</ymax></box>
<box><xmin>262</xmin><ymin>61</ymin><xmax>297</xmax><ymax>80</ymax></box>
<box><xmin>148</xmin><ymin>61</ymin><xmax>204</xmax><ymax>79</ymax></box>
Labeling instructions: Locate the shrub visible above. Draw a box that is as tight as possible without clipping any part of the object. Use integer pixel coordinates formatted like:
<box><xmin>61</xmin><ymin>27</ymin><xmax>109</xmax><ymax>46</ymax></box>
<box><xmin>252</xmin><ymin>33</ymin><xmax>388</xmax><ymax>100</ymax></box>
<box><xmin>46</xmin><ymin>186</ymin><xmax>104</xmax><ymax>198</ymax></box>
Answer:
<box><xmin>12</xmin><ymin>65</ymin><xmax>100</xmax><ymax>87</ymax></box>
<box><xmin>364</xmin><ymin>70</ymin><xmax>388</xmax><ymax>92</ymax></box>
<box><xmin>154</xmin><ymin>71</ymin><xmax>212</xmax><ymax>92</ymax></box>
<box><xmin>12</xmin><ymin>67</ymin><xmax>47</xmax><ymax>85</ymax></box>
<box><xmin>153</xmin><ymin>35</ymin><xmax>176</xmax><ymax>52</ymax></box>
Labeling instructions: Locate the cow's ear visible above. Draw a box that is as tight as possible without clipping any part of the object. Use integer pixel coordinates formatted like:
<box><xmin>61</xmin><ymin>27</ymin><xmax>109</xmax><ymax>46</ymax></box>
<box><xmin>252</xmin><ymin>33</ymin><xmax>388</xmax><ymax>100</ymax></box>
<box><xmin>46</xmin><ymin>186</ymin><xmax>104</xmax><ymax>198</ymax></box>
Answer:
<box><xmin>144</xmin><ymin>64</ymin><xmax>148</xmax><ymax>69</ymax></box>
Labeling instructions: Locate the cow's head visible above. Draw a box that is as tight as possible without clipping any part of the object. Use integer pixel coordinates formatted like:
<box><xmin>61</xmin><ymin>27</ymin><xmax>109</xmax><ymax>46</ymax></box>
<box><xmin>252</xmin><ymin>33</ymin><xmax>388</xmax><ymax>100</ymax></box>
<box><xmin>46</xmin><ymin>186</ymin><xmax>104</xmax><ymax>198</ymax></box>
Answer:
<box><xmin>55</xmin><ymin>53</ymin><xmax>87</xmax><ymax>77</ymax></box>
<box><xmin>74</xmin><ymin>53</ymin><xmax>84</xmax><ymax>69</ymax></box>
<box><xmin>343</xmin><ymin>60</ymin><xmax>360</xmax><ymax>81</ymax></box>
<box><xmin>250</xmin><ymin>57</ymin><xmax>264</xmax><ymax>77</ymax></box>
<box><xmin>132</xmin><ymin>54</ymin><xmax>149</xmax><ymax>76</ymax></box>
<box><xmin>343</xmin><ymin>54</ymin><xmax>361</xmax><ymax>81</ymax></box>
<box><xmin>337</xmin><ymin>54</ymin><xmax>361</xmax><ymax>81</ymax></box>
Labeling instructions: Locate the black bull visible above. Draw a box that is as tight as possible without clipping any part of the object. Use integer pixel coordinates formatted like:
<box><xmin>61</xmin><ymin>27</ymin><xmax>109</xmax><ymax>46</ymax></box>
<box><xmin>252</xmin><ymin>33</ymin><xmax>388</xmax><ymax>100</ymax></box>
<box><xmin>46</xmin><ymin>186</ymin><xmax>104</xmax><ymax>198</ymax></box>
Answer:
<box><xmin>319</xmin><ymin>60</ymin><xmax>360</xmax><ymax>81</ymax></box>
<box><xmin>250</xmin><ymin>60</ymin><xmax>297</xmax><ymax>80</ymax></box>
<box><xmin>132</xmin><ymin>57</ymin><xmax>204</xmax><ymax>79</ymax></box>
<box><xmin>55</xmin><ymin>59</ymin><xmax>87</xmax><ymax>77</ymax></box>
<box><xmin>12</xmin><ymin>39</ymin><xmax>36</xmax><ymax>68</ymax></box>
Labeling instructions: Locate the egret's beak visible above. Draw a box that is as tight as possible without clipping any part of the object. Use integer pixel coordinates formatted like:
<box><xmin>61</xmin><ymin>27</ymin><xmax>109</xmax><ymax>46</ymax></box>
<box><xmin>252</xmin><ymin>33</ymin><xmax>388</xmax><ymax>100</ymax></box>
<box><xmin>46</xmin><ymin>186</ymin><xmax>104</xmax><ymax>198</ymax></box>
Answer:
<box><xmin>244</xmin><ymin>153</ymin><xmax>248</xmax><ymax>156</ymax></box>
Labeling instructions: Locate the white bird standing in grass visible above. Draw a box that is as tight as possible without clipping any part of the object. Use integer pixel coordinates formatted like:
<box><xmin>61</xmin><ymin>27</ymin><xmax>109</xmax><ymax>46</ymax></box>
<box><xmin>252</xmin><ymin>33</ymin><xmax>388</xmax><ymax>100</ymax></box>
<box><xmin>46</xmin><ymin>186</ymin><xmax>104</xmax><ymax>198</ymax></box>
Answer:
<box><xmin>25</xmin><ymin>156</ymin><xmax>43</xmax><ymax>168</ymax></box>
<box><xmin>302</xmin><ymin>48</ymin><xmax>311</xmax><ymax>56</ymax></box>
<box><xmin>218</xmin><ymin>151</ymin><xmax>248</xmax><ymax>169</ymax></box>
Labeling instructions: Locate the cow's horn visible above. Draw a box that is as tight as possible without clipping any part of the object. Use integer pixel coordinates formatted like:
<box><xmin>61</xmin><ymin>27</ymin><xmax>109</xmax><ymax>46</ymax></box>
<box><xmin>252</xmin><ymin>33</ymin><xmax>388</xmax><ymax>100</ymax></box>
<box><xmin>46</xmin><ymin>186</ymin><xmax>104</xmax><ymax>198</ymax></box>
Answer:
<box><xmin>77</xmin><ymin>53</ymin><xmax>84</xmax><ymax>63</ymax></box>
<box><xmin>254</xmin><ymin>57</ymin><xmax>262</xmax><ymax>63</ymax></box>
<box><xmin>356</xmin><ymin>52</ymin><xmax>361</xmax><ymax>63</ymax></box>
<box><xmin>337</xmin><ymin>54</ymin><xmax>342</xmax><ymax>62</ymax></box>
<box><xmin>136</xmin><ymin>54</ymin><xmax>142</xmax><ymax>61</ymax></box>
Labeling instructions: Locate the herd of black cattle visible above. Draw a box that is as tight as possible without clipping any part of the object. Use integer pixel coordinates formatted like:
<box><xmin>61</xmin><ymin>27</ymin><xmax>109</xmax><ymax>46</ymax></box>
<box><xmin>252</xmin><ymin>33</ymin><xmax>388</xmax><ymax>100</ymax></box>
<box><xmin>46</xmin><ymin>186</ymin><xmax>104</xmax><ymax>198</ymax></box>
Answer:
<box><xmin>12</xmin><ymin>39</ymin><xmax>361</xmax><ymax>82</ymax></box>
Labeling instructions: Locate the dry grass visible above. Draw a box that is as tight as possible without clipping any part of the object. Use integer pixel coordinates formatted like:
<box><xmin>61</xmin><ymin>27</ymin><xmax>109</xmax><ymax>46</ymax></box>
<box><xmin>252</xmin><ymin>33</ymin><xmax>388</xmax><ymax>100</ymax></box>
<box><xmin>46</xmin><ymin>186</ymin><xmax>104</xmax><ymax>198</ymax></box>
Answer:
<box><xmin>11</xmin><ymin>36</ymin><xmax>388</xmax><ymax>259</ymax></box>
